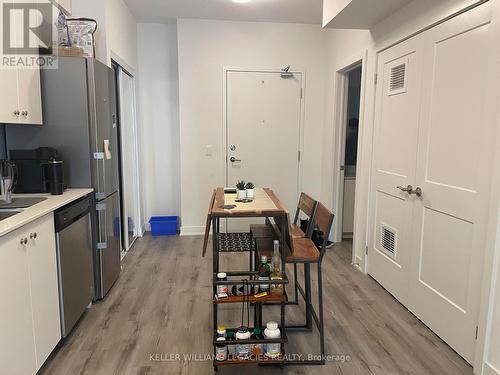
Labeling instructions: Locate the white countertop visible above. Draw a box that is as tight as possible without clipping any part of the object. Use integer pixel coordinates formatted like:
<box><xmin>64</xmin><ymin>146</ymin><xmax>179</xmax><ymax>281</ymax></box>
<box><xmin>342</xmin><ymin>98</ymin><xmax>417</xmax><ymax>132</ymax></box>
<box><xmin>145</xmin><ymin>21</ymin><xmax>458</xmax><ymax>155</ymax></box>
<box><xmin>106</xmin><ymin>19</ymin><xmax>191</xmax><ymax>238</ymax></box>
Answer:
<box><xmin>0</xmin><ymin>189</ymin><xmax>94</xmax><ymax>237</ymax></box>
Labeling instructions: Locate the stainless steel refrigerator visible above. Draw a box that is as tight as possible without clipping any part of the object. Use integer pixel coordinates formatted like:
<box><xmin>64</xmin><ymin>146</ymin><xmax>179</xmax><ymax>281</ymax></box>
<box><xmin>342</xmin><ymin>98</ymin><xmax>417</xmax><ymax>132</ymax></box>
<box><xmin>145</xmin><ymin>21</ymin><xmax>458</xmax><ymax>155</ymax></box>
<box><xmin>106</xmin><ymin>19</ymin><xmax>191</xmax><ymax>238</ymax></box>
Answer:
<box><xmin>6</xmin><ymin>57</ymin><xmax>122</xmax><ymax>300</ymax></box>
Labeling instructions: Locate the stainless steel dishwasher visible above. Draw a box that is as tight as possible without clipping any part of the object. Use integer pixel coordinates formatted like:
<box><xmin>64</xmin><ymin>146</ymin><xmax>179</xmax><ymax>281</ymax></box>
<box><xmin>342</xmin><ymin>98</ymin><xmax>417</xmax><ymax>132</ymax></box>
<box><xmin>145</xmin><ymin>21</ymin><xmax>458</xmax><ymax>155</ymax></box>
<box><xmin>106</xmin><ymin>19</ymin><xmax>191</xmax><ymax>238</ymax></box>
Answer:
<box><xmin>55</xmin><ymin>195</ymin><xmax>94</xmax><ymax>337</ymax></box>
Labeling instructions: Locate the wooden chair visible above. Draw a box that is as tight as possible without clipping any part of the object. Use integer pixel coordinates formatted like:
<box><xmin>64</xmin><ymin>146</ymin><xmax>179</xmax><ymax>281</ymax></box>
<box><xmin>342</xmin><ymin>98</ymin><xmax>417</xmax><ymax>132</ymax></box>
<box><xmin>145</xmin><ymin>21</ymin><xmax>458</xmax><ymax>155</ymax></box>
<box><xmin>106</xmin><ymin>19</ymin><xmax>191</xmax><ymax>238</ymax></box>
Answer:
<box><xmin>257</xmin><ymin>202</ymin><xmax>334</xmax><ymax>365</ymax></box>
<box><xmin>202</xmin><ymin>189</ymin><xmax>216</xmax><ymax>257</ymax></box>
<box><xmin>291</xmin><ymin>192</ymin><xmax>318</xmax><ymax>238</ymax></box>
<box><xmin>249</xmin><ymin>192</ymin><xmax>317</xmax><ymax>275</ymax></box>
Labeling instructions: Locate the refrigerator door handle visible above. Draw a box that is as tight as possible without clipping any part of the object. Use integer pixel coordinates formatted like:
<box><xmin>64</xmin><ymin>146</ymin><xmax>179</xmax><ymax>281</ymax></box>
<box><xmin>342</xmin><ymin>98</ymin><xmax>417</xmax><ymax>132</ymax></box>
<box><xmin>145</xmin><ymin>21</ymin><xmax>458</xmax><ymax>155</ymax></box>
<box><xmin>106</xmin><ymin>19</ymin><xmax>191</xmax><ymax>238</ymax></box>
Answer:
<box><xmin>96</xmin><ymin>203</ymin><xmax>107</xmax><ymax>249</ymax></box>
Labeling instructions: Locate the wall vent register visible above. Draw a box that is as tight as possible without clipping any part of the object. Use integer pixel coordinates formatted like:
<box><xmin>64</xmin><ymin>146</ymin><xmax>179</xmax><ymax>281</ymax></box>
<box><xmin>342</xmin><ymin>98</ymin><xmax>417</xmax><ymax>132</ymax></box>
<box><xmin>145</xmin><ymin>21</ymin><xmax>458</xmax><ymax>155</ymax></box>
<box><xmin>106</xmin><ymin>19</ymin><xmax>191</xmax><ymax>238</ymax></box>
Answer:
<box><xmin>388</xmin><ymin>62</ymin><xmax>407</xmax><ymax>95</ymax></box>
<box><xmin>381</xmin><ymin>223</ymin><xmax>397</xmax><ymax>258</ymax></box>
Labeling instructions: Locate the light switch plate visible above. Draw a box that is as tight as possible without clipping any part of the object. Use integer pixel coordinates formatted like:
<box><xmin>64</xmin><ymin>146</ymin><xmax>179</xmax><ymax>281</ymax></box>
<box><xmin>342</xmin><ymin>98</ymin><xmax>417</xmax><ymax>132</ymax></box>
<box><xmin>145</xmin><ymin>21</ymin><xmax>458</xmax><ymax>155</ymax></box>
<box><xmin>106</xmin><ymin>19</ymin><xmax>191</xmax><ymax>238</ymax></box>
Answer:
<box><xmin>206</xmin><ymin>145</ymin><xmax>213</xmax><ymax>156</ymax></box>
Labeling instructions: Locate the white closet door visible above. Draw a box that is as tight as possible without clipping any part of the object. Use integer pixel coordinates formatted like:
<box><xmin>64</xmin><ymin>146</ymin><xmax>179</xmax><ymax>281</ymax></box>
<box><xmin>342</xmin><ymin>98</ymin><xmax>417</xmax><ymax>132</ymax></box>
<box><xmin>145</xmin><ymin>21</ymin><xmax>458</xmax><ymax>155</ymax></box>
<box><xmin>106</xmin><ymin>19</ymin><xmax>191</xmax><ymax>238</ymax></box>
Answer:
<box><xmin>118</xmin><ymin>69</ymin><xmax>141</xmax><ymax>249</ymax></box>
<box><xmin>368</xmin><ymin>37</ymin><xmax>424</xmax><ymax>305</ymax></box>
<box><xmin>409</xmin><ymin>4</ymin><xmax>493</xmax><ymax>362</ymax></box>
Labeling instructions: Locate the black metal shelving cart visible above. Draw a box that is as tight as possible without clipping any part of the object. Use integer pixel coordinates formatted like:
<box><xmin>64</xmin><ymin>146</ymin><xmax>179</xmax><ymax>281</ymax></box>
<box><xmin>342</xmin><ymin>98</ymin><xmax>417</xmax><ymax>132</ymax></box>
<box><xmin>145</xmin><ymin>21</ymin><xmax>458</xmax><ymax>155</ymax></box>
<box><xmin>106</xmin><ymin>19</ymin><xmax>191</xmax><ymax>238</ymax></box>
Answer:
<box><xmin>206</xmin><ymin>188</ymin><xmax>291</xmax><ymax>371</ymax></box>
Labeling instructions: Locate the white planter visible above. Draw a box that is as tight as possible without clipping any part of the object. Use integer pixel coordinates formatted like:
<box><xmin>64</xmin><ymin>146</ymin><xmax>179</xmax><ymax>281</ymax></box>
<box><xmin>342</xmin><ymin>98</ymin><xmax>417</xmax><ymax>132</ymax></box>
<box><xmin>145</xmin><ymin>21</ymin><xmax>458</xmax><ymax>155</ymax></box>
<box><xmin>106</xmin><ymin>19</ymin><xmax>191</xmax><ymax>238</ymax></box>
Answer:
<box><xmin>246</xmin><ymin>189</ymin><xmax>255</xmax><ymax>199</ymax></box>
<box><xmin>237</xmin><ymin>189</ymin><xmax>247</xmax><ymax>199</ymax></box>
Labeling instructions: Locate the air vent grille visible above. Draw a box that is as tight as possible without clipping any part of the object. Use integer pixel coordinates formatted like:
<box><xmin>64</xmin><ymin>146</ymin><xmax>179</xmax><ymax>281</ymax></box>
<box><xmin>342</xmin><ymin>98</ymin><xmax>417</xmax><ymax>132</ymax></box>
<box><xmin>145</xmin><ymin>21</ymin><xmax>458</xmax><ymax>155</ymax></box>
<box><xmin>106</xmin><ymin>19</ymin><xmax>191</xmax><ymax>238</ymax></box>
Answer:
<box><xmin>388</xmin><ymin>62</ymin><xmax>407</xmax><ymax>95</ymax></box>
<box><xmin>381</xmin><ymin>223</ymin><xmax>397</xmax><ymax>257</ymax></box>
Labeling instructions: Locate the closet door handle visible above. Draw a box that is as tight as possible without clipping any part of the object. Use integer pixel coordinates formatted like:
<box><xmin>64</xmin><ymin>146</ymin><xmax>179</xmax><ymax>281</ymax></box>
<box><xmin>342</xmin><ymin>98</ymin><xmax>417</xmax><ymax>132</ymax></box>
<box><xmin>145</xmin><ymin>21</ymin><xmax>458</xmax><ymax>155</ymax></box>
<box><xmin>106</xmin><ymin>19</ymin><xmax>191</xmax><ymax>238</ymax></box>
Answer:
<box><xmin>397</xmin><ymin>185</ymin><xmax>413</xmax><ymax>193</ymax></box>
<box><xmin>411</xmin><ymin>187</ymin><xmax>423</xmax><ymax>198</ymax></box>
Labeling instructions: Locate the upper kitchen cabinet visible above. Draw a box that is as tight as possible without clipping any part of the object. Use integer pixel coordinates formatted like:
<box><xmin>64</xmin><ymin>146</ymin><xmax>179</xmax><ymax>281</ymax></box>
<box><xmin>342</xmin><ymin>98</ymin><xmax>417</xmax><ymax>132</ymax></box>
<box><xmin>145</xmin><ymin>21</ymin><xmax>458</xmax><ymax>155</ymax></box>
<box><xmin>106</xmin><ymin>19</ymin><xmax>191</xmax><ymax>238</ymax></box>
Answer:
<box><xmin>0</xmin><ymin>67</ymin><xmax>43</xmax><ymax>125</ymax></box>
<box><xmin>54</xmin><ymin>0</ymin><xmax>72</xmax><ymax>15</ymax></box>
<box><xmin>0</xmin><ymin>0</ymin><xmax>43</xmax><ymax>125</ymax></box>
<box><xmin>16</xmin><ymin>68</ymin><xmax>43</xmax><ymax>125</ymax></box>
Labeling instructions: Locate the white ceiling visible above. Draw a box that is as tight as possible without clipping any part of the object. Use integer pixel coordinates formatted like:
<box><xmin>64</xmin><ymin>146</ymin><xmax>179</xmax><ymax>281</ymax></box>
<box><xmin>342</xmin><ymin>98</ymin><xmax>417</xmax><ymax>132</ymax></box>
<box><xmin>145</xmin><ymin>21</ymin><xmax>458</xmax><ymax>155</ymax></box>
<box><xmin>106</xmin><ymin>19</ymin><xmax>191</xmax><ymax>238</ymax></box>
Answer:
<box><xmin>123</xmin><ymin>0</ymin><xmax>324</xmax><ymax>25</ymax></box>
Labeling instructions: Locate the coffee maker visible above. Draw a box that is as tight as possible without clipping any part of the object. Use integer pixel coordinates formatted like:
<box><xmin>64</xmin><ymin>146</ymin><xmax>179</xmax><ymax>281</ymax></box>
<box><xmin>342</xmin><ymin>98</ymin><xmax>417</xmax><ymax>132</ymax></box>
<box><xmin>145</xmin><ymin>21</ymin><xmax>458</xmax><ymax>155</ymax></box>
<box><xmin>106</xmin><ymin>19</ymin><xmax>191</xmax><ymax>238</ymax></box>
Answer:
<box><xmin>10</xmin><ymin>147</ymin><xmax>60</xmax><ymax>194</ymax></box>
<box><xmin>0</xmin><ymin>160</ymin><xmax>17</xmax><ymax>204</ymax></box>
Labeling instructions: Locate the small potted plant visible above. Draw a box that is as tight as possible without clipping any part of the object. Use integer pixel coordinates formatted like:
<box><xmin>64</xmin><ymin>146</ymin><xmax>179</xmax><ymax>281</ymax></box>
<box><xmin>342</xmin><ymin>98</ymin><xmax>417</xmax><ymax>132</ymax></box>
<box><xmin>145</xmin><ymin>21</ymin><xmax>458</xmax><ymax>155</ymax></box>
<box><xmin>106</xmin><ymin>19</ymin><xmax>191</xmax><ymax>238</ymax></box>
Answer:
<box><xmin>245</xmin><ymin>182</ymin><xmax>255</xmax><ymax>199</ymax></box>
<box><xmin>236</xmin><ymin>180</ymin><xmax>247</xmax><ymax>199</ymax></box>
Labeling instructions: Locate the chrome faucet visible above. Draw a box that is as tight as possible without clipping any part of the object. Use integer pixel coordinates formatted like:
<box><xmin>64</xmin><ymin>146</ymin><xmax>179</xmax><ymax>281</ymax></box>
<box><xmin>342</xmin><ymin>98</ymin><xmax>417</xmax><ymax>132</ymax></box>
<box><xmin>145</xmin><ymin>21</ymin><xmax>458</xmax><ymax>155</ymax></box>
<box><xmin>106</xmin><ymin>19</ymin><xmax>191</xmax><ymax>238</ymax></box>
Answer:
<box><xmin>0</xmin><ymin>160</ymin><xmax>17</xmax><ymax>204</ymax></box>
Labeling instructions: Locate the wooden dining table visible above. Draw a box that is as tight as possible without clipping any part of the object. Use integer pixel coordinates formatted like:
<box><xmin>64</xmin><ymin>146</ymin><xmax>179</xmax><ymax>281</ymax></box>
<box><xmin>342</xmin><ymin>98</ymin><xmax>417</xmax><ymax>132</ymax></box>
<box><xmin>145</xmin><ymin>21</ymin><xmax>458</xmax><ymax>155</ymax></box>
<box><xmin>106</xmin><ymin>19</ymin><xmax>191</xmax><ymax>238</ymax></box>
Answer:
<box><xmin>203</xmin><ymin>187</ymin><xmax>293</xmax><ymax>265</ymax></box>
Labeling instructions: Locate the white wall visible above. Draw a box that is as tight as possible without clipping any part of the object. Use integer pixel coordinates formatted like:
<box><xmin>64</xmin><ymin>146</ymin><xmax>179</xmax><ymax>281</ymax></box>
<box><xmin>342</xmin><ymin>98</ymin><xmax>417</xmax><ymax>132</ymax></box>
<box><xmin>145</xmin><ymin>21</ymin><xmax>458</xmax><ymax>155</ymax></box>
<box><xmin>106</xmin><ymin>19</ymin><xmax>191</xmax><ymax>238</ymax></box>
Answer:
<box><xmin>72</xmin><ymin>0</ymin><xmax>138</xmax><ymax>71</ymax></box>
<box><xmin>486</xmin><ymin>246</ymin><xmax>500</xmax><ymax>373</ymax></box>
<box><xmin>136</xmin><ymin>23</ymin><xmax>181</xmax><ymax>230</ymax></box>
<box><xmin>71</xmin><ymin>0</ymin><xmax>108</xmax><ymax>64</ymax></box>
<box><xmin>177</xmin><ymin>19</ymin><xmax>329</xmax><ymax>235</ymax></box>
<box><xmin>106</xmin><ymin>0</ymin><xmax>138</xmax><ymax>72</ymax></box>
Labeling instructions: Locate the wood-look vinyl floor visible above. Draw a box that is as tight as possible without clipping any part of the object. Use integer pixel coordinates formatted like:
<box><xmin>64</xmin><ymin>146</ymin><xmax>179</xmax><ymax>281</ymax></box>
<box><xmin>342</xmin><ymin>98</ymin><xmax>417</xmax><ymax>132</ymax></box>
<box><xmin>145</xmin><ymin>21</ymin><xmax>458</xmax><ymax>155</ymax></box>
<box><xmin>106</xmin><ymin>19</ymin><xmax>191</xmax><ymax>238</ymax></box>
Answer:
<box><xmin>40</xmin><ymin>235</ymin><xmax>473</xmax><ymax>375</ymax></box>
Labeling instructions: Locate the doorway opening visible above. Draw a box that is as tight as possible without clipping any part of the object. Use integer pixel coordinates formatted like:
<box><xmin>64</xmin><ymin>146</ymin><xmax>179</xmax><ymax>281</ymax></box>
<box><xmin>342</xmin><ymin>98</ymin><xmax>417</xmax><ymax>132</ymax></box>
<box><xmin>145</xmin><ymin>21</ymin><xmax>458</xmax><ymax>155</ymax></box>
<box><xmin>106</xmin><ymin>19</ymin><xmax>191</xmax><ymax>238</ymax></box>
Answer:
<box><xmin>341</xmin><ymin>66</ymin><xmax>361</xmax><ymax>241</ymax></box>
<box><xmin>111</xmin><ymin>61</ymin><xmax>142</xmax><ymax>253</ymax></box>
<box><xmin>334</xmin><ymin>63</ymin><xmax>363</xmax><ymax>263</ymax></box>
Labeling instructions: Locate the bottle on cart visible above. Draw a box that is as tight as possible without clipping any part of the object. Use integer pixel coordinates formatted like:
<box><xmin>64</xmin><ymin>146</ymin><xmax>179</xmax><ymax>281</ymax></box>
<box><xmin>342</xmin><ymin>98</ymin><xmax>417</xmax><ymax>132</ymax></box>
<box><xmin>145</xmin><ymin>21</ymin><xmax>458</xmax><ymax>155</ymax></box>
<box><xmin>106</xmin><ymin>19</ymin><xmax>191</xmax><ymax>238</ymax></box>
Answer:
<box><xmin>270</xmin><ymin>240</ymin><xmax>283</xmax><ymax>295</ymax></box>
<box><xmin>264</xmin><ymin>321</ymin><xmax>281</xmax><ymax>359</ymax></box>
<box><xmin>235</xmin><ymin>327</ymin><xmax>252</xmax><ymax>359</ymax></box>
<box><xmin>216</xmin><ymin>273</ymin><xmax>228</xmax><ymax>298</ymax></box>
<box><xmin>215</xmin><ymin>337</ymin><xmax>227</xmax><ymax>362</ymax></box>
<box><xmin>251</xmin><ymin>327</ymin><xmax>264</xmax><ymax>357</ymax></box>
<box><xmin>226</xmin><ymin>330</ymin><xmax>236</xmax><ymax>358</ymax></box>
<box><xmin>217</xmin><ymin>325</ymin><xmax>226</xmax><ymax>338</ymax></box>
<box><xmin>257</xmin><ymin>255</ymin><xmax>271</xmax><ymax>292</ymax></box>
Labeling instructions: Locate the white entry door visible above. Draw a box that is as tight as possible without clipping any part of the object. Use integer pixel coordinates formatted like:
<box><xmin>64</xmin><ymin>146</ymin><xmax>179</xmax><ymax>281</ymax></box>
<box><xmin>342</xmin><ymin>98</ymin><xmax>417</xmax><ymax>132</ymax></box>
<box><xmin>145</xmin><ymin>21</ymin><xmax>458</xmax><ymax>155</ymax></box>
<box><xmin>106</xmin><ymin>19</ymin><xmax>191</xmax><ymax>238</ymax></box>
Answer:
<box><xmin>226</xmin><ymin>70</ymin><xmax>302</xmax><ymax>232</ymax></box>
<box><xmin>369</xmin><ymin>4</ymin><xmax>493</xmax><ymax>363</ymax></box>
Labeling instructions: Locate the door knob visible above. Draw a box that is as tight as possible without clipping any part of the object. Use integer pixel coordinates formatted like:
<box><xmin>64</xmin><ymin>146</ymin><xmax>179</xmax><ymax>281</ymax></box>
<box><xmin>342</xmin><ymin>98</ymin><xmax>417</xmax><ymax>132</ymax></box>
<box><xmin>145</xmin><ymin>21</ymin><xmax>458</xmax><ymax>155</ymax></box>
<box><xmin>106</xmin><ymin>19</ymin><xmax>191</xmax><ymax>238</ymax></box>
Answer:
<box><xmin>230</xmin><ymin>157</ymin><xmax>241</xmax><ymax>163</ymax></box>
<box><xmin>397</xmin><ymin>185</ymin><xmax>413</xmax><ymax>193</ymax></box>
<box><xmin>411</xmin><ymin>187</ymin><xmax>423</xmax><ymax>198</ymax></box>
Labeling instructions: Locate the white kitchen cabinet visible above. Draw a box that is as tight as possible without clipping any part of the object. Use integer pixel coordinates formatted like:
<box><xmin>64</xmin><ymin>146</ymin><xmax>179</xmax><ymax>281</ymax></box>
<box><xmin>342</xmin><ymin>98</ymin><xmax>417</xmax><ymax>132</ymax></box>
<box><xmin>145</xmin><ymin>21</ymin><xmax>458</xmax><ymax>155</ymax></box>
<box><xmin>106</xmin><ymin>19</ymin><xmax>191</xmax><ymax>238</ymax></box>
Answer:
<box><xmin>0</xmin><ymin>69</ymin><xmax>21</xmax><ymax>123</ymax></box>
<box><xmin>0</xmin><ymin>223</ymin><xmax>38</xmax><ymax>375</ymax></box>
<box><xmin>16</xmin><ymin>67</ymin><xmax>43</xmax><ymax>125</ymax></box>
<box><xmin>0</xmin><ymin>0</ymin><xmax>43</xmax><ymax>125</ymax></box>
<box><xmin>25</xmin><ymin>214</ymin><xmax>62</xmax><ymax>370</ymax></box>
<box><xmin>0</xmin><ymin>66</ymin><xmax>43</xmax><ymax>126</ymax></box>
<box><xmin>0</xmin><ymin>213</ymin><xmax>61</xmax><ymax>375</ymax></box>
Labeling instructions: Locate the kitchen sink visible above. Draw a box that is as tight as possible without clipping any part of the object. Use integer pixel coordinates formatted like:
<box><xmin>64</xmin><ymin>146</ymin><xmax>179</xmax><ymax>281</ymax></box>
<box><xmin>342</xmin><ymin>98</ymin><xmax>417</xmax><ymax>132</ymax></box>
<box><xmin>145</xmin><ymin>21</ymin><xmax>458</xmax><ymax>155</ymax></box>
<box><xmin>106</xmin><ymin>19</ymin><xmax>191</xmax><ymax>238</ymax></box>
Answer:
<box><xmin>0</xmin><ymin>210</ymin><xmax>23</xmax><ymax>221</ymax></box>
<box><xmin>0</xmin><ymin>197</ymin><xmax>47</xmax><ymax>209</ymax></box>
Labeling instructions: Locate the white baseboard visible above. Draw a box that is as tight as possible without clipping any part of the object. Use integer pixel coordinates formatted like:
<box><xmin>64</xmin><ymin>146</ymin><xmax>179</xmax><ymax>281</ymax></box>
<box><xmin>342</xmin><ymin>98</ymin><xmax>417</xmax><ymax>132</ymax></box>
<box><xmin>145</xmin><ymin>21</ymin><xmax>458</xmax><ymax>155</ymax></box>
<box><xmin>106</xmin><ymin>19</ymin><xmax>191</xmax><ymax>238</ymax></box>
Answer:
<box><xmin>484</xmin><ymin>362</ymin><xmax>500</xmax><ymax>375</ymax></box>
<box><xmin>180</xmin><ymin>226</ymin><xmax>205</xmax><ymax>236</ymax></box>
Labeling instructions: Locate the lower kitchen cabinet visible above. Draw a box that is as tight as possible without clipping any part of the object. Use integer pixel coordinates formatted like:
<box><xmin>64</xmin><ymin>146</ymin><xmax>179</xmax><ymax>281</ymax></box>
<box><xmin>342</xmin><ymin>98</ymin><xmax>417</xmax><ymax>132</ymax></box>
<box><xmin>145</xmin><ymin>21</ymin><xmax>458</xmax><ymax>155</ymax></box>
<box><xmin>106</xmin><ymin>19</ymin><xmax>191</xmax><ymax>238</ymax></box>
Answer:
<box><xmin>0</xmin><ymin>213</ymin><xmax>61</xmax><ymax>374</ymax></box>
<box><xmin>0</xmin><ymin>221</ymin><xmax>37</xmax><ymax>375</ymax></box>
